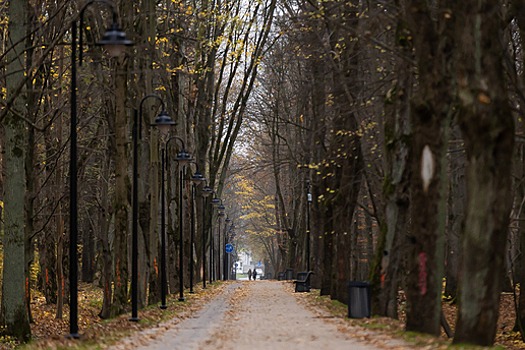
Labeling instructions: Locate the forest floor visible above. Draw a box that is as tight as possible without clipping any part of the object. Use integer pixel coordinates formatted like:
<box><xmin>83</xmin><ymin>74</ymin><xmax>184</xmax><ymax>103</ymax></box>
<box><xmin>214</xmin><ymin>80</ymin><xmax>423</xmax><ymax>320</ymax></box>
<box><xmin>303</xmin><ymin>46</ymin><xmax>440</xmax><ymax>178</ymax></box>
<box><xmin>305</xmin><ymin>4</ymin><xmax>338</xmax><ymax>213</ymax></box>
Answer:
<box><xmin>302</xmin><ymin>289</ymin><xmax>523</xmax><ymax>349</ymax></box>
<box><xmin>0</xmin><ymin>281</ymin><xmax>522</xmax><ymax>349</ymax></box>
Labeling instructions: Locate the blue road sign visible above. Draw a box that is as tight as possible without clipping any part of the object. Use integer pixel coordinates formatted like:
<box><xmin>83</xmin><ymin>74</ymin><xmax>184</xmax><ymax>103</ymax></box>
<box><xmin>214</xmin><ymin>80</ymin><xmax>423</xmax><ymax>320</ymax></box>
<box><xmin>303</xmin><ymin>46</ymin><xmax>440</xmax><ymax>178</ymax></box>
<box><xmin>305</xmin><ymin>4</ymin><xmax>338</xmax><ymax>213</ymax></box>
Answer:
<box><xmin>225</xmin><ymin>243</ymin><xmax>234</xmax><ymax>253</ymax></box>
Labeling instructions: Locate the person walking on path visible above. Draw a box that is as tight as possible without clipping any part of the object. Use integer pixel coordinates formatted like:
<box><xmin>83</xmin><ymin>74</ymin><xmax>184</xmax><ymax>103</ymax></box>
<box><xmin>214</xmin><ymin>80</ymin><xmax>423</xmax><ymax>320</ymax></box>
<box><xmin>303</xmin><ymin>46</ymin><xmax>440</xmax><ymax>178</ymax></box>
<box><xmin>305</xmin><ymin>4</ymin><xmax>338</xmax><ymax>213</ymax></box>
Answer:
<box><xmin>252</xmin><ymin>269</ymin><xmax>257</xmax><ymax>280</ymax></box>
<box><xmin>248</xmin><ymin>269</ymin><xmax>252</xmax><ymax>280</ymax></box>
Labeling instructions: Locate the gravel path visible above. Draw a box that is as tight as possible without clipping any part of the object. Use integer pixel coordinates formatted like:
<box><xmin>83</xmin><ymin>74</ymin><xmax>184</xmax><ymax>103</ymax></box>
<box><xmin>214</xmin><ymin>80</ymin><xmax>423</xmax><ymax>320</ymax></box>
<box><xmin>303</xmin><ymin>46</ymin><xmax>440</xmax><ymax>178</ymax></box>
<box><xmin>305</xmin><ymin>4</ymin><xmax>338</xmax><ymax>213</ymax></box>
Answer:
<box><xmin>109</xmin><ymin>281</ymin><xmax>409</xmax><ymax>350</ymax></box>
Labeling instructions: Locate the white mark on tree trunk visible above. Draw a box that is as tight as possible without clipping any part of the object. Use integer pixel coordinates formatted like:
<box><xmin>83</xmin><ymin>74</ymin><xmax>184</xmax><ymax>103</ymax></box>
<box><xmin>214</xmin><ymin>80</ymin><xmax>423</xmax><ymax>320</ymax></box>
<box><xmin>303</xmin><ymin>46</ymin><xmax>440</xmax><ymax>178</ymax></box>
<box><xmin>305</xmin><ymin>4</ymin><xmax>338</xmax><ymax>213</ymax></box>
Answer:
<box><xmin>421</xmin><ymin>145</ymin><xmax>434</xmax><ymax>193</ymax></box>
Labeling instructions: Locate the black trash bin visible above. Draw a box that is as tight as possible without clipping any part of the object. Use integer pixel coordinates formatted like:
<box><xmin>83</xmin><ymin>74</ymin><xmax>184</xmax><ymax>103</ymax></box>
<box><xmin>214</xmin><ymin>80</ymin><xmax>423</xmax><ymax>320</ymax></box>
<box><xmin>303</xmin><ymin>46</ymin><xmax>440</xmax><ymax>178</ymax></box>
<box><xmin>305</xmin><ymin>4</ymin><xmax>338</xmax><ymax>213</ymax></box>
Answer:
<box><xmin>347</xmin><ymin>281</ymin><xmax>371</xmax><ymax>318</ymax></box>
<box><xmin>285</xmin><ymin>268</ymin><xmax>294</xmax><ymax>280</ymax></box>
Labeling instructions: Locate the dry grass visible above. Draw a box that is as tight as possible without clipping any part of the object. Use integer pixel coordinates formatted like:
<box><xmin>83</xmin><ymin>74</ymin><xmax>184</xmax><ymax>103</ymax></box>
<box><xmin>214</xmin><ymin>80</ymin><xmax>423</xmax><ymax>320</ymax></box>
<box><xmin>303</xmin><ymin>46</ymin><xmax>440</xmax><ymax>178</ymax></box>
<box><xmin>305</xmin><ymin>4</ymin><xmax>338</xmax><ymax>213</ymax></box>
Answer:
<box><xmin>1</xmin><ymin>282</ymin><xmax>226</xmax><ymax>350</ymax></box>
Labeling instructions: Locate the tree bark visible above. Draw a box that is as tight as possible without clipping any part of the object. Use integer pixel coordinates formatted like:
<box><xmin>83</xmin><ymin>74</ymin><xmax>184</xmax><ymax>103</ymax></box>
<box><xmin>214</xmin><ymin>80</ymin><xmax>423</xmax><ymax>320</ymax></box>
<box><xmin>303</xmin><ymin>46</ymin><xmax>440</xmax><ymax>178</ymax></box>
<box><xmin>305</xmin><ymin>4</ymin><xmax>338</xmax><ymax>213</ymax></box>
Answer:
<box><xmin>444</xmin><ymin>127</ymin><xmax>465</xmax><ymax>300</ymax></box>
<box><xmin>97</xmin><ymin>154</ymin><xmax>113</xmax><ymax>319</ymax></box>
<box><xmin>453</xmin><ymin>2</ymin><xmax>514</xmax><ymax>345</ymax></box>
<box><xmin>404</xmin><ymin>0</ymin><xmax>455</xmax><ymax>335</ymax></box>
<box><xmin>1</xmin><ymin>0</ymin><xmax>31</xmax><ymax>340</ymax></box>
<box><xmin>372</xmin><ymin>48</ymin><xmax>412</xmax><ymax>317</ymax></box>
<box><xmin>110</xmin><ymin>47</ymin><xmax>131</xmax><ymax>318</ymax></box>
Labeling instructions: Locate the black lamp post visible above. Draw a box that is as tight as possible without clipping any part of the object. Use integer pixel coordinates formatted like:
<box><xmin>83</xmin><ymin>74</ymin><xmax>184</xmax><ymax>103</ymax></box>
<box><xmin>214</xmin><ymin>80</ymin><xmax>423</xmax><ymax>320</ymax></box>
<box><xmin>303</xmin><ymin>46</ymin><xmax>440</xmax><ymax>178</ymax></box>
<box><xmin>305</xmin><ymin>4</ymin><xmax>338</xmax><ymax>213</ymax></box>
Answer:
<box><xmin>223</xmin><ymin>217</ymin><xmax>231</xmax><ymax>281</ymax></box>
<box><xmin>69</xmin><ymin>0</ymin><xmax>132</xmax><ymax>338</ymax></box>
<box><xmin>131</xmin><ymin>96</ymin><xmax>175</xmax><ymax>320</ymax></box>
<box><xmin>160</xmin><ymin>137</ymin><xmax>192</xmax><ymax>300</ymax></box>
<box><xmin>173</xmin><ymin>140</ymin><xmax>192</xmax><ymax>301</ymax></box>
<box><xmin>210</xmin><ymin>196</ymin><xmax>221</xmax><ymax>281</ymax></box>
<box><xmin>189</xmin><ymin>166</ymin><xmax>206</xmax><ymax>293</ymax></box>
<box><xmin>159</xmin><ymin>135</ymin><xmax>185</xmax><ymax>309</ymax></box>
<box><xmin>306</xmin><ymin>180</ymin><xmax>312</xmax><ymax>272</ymax></box>
<box><xmin>201</xmin><ymin>185</ymin><xmax>213</xmax><ymax>288</ymax></box>
<box><xmin>226</xmin><ymin>221</ymin><xmax>235</xmax><ymax>280</ymax></box>
<box><xmin>217</xmin><ymin>203</ymin><xmax>225</xmax><ymax>280</ymax></box>
<box><xmin>211</xmin><ymin>197</ymin><xmax>225</xmax><ymax>281</ymax></box>
<box><xmin>160</xmin><ymin>145</ymin><xmax>168</xmax><ymax>309</ymax></box>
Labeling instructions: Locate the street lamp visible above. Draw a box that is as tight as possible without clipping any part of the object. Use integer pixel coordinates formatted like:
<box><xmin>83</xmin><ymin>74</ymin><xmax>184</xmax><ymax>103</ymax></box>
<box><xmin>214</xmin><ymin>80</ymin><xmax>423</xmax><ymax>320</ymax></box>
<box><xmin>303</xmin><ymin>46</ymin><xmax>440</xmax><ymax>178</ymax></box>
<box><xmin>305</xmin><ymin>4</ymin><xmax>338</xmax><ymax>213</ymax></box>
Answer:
<box><xmin>223</xmin><ymin>217</ymin><xmax>231</xmax><ymax>281</ymax></box>
<box><xmin>210</xmin><ymin>196</ymin><xmax>221</xmax><ymax>281</ymax></box>
<box><xmin>131</xmin><ymin>96</ymin><xmax>175</xmax><ymax>320</ymax></box>
<box><xmin>173</xmin><ymin>139</ymin><xmax>193</xmax><ymax>301</ymax></box>
<box><xmin>217</xmin><ymin>204</ymin><xmax>225</xmax><ymax>280</ymax></box>
<box><xmin>189</xmin><ymin>164</ymin><xmax>206</xmax><ymax>293</ymax></box>
<box><xmin>211</xmin><ymin>197</ymin><xmax>224</xmax><ymax>281</ymax></box>
<box><xmin>227</xmin><ymin>223</ymin><xmax>236</xmax><ymax>280</ymax></box>
<box><xmin>306</xmin><ymin>180</ymin><xmax>312</xmax><ymax>272</ymax></box>
<box><xmin>227</xmin><ymin>221</ymin><xmax>236</xmax><ymax>279</ymax></box>
<box><xmin>69</xmin><ymin>0</ymin><xmax>132</xmax><ymax>338</ymax></box>
<box><xmin>160</xmin><ymin>136</ymin><xmax>191</xmax><ymax>309</ymax></box>
<box><xmin>201</xmin><ymin>185</ymin><xmax>213</xmax><ymax>288</ymax></box>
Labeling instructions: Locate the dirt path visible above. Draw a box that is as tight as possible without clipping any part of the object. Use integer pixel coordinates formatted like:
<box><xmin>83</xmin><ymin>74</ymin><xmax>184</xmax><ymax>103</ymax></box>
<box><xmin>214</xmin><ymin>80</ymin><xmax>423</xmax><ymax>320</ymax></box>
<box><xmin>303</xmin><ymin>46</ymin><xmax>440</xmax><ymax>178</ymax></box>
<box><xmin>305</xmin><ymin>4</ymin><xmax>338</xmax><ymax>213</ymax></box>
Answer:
<box><xmin>108</xmin><ymin>281</ymin><xmax>410</xmax><ymax>350</ymax></box>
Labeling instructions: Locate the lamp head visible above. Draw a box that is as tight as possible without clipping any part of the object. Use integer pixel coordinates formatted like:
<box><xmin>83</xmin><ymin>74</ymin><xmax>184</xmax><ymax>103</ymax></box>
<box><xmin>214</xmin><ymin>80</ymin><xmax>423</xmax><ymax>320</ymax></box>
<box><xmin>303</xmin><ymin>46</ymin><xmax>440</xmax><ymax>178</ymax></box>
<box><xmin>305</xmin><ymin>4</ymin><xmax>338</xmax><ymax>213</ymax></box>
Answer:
<box><xmin>202</xmin><ymin>186</ymin><xmax>213</xmax><ymax>197</ymax></box>
<box><xmin>154</xmin><ymin>110</ymin><xmax>176</xmax><ymax>137</ymax></box>
<box><xmin>97</xmin><ymin>22</ymin><xmax>134</xmax><ymax>57</ymax></box>
<box><xmin>191</xmin><ymin>171</ymin><xmax>206</xmax><ymax>183</ymax></box>
<box><xmin>175</xmin><ymin>149</ymin><xmax>193</xmax><ymax>165</ymax></box>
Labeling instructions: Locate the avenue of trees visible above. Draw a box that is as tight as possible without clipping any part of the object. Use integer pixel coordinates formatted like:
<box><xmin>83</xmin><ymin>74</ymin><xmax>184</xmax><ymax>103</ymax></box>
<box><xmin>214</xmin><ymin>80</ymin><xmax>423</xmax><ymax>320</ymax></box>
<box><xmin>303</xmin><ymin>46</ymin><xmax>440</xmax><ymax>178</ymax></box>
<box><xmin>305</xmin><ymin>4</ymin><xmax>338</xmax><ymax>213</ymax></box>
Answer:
<box><xmin>0</xmin><ymin>0</ymin><xmax>522</xmax><ymax>347</ymax></box>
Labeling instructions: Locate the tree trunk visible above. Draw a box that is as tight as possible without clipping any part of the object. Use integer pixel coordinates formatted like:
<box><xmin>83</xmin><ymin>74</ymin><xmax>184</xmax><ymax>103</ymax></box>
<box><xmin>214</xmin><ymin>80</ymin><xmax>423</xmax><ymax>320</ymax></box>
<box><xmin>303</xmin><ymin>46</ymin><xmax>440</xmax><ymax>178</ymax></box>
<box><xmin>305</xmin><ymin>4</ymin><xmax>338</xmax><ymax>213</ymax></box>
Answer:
<box><xmin>445</xmin><ymin>127</ymin><xmax>465</xmax><ymax>300</ymax></box>
<box><xmin>515</xmin><ymin>141</ymin><xmax>525</xmax><ymax>333</ymax></box>
<box><xmin>372</xmin><ymin>48</ymin><xmax>412</xmax><ymax>317</ymax></box>
<box><xmin>110</xmin><ymin>54</ymin><xmax>131</xmax><ymax>317</ymax></box>
<box><xmin>98</xmin><ymin>148</ymin><xmax>113</xmax><ymax>319</ymax></box>
<box><xmin>137</xmin><ymin>0</ymin><xmax>161</xmax><ymax>308</ymax></box>
<box><xmin>41</xmin><ymin>109</ymin><xmax>62</xmax><ymax>305</ymax></box>
<box><xmin>509</xmin><ymin>0</ymin><xmax>525</xmax><ymax>336</ymax></box>
<box><xmin>320</xmin><ymin>201</ymin><xmax>334</xmax><ymax>296</ymax></box>
<box><xmin>404</xmin><ymin>0</ymin><xmax>455</xmax><ymax>335</ymax></box>
<box><xmin>81</xmin><ymin>207</ymin><xmax>95</xmax><ymax>283</ymax></box>
<box><xmin>1</xmin><ymin>0</ymin><xmax>31</xmax><ymax>340</ymax></box>
<box><xmin>453</xmin><ymin>3</ymin><xmax>514</xmax><ymax>345</ymax></box>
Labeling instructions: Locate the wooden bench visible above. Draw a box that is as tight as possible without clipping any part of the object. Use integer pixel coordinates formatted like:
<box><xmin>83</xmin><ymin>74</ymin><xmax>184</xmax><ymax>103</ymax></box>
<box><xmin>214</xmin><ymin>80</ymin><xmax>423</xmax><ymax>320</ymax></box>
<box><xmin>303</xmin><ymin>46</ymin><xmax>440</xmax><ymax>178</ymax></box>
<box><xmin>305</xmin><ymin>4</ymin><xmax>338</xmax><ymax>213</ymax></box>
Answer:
<box><xmin>293</xmin><ymin>271</ymin><xmax>314</xmax><ymax>292</ymax></box>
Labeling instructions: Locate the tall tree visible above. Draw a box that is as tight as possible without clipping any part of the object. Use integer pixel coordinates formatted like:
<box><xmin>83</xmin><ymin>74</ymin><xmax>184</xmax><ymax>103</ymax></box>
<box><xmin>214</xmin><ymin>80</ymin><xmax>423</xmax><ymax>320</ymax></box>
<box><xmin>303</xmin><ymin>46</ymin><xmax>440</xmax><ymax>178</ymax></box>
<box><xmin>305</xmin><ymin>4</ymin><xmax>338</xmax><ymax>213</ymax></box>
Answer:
<box><xmin>453</xmin><ymin>2</ymin><xmax>515</xmax><ymax>345</ymax></box>
<box><xmin>373</xmin><ymin>32</ymin><xmax>413</xmax><ymax>318</ymax></box>
<box><xmin>403</xmin><ymin>0</ymin><xmax>455</xmax><ymax>335</ymax></box>
<box><xmin>109</xmin><ymin>0</ymin><xmax>134</xmax><ymax>317</ymax></box>
<box><xmin>506</xmin><ymin>0</ymin><xmax>525</xmax><ymax>337</ymax></box>
<box><xmin>1</xmin><ymin>0</ymin><xmax>31</xmax><ymax>340</ymax></box>
<box><xmin>138</xmin><ymin>0</ymin><xmax>162</xmax><ymax>307</ymax></box>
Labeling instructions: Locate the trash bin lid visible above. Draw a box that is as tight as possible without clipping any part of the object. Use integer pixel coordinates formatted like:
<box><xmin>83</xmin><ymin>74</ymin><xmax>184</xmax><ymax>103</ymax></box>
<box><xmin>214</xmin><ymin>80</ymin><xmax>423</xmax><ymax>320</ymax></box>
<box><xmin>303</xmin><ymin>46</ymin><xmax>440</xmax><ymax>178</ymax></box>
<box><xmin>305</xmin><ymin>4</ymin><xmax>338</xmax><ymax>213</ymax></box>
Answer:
<box><xmin>348</xmin><ymin>281</ymin><xmax>370</xmax><ymax>287</ymax></box>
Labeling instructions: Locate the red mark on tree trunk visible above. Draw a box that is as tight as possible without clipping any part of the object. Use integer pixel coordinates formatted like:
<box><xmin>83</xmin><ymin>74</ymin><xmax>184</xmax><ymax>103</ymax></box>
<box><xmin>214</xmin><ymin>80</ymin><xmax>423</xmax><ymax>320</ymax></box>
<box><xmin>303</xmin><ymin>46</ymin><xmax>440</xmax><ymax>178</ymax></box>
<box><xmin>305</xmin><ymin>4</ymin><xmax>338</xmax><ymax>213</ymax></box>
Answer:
<box><xmin>418</xmin><ymin>252</ymin><xmax>427</xmax><ymax>295</ymax></box>
<box><xmin>116</xmin><ymin>259</ymin><xmax>121</xmax><ymax>288</ymax></box>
